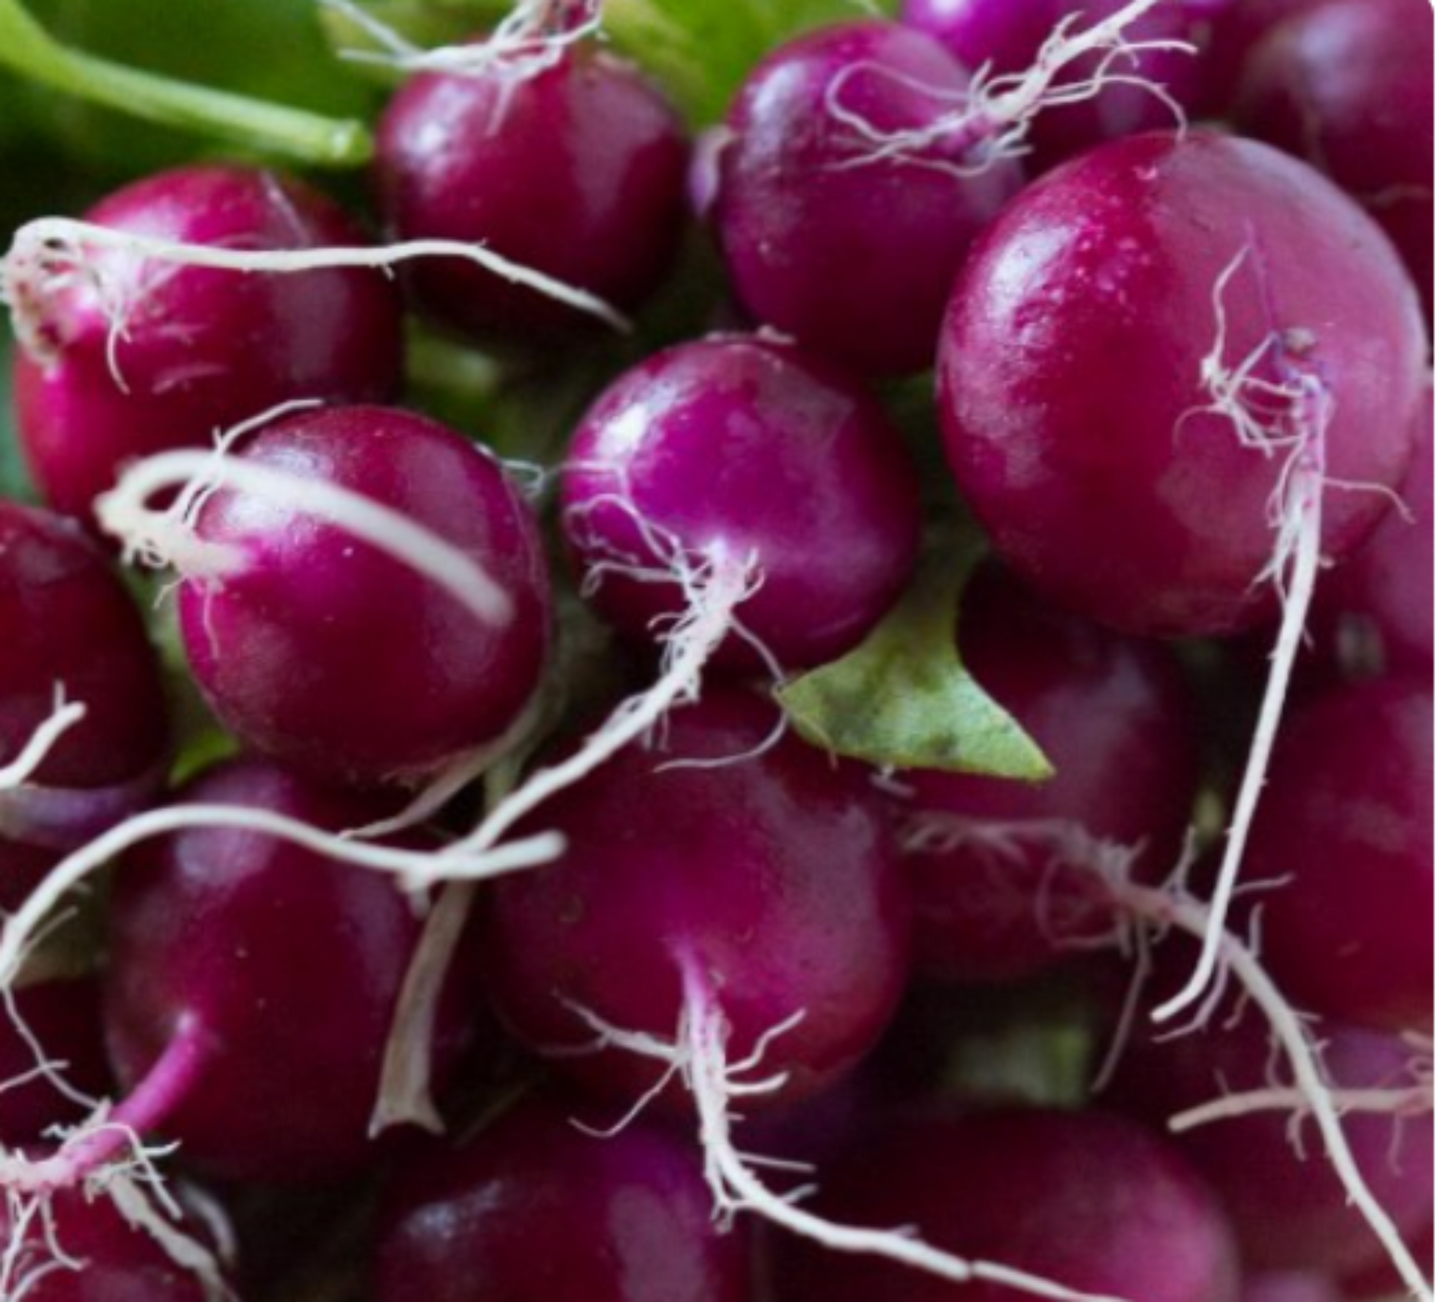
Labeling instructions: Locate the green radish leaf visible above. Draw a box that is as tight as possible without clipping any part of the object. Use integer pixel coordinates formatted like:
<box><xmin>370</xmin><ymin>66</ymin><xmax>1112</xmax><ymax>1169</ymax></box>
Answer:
<box><xmin>779</xmin><ymin>533</ymin><xmax>1054</xmax><ymax>779</ymax></box>
<box><xmin>0</xmin><ymin>331</ymin><xmax>36</xmax><ymax>504</ymax></box>
<box><xmin>605</xmin><ymin>0</ymin><xmax>891</xmax><ymax>124</ymax></box>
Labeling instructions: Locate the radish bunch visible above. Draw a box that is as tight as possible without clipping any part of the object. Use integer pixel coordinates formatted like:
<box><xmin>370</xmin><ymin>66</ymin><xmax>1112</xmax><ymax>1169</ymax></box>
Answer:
<box><xmin>0</xmin><ymin>0</ymin><xmax>1432</xmax><ymax>1300</ymax></box>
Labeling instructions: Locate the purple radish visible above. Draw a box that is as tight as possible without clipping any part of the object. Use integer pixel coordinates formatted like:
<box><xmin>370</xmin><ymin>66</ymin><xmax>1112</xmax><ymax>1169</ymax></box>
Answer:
<box><xmin>88</xmin><ymin>757</ymin><xmax>471</xmax><ymax>1186</ymax></box>
<box><xmin>0</xmin><ymin>976</ymin><xmax>111</xmax><ymax>1147</ymax></box>
<box><xmin>0</xmin><ymin>503</ymin><xmax>169</xmax><ymax>851</ymax></box>
<box><xmin>1313</xmin><ymin>400</ymin><xmax>1433</xmax><ymax>677</ymax></box>
<box><xmin>560</xmin><ymin>334</ymin><xmax>921</xmax><ymax>673</ymax></box>
<box><xmin>899</xmin><ymin>562</ymin><xmax>1197</xmax><ymax>983</ymax></box>
<box><xmin>1196</xmin><ymin>0</ymin><xmax>1324</xmax><ymax>110</ymax></box>
<box><xmin>938</xmin><ymin>129</ymin><xmax>1425</xmax><ymax>638</ymax></box>
<box><xmin>0</xmin><ymin>1186</ymin><xmax>230</xmax><ymax>1301</ymax></box>
<box><xmin>1106</xmin><ymin>990</ymin><xmax>1434</xmax><ymax>1281</ymax></box>
<box><xmin>372</xmin><ymin>1090</ymin><xmax>752</xmax><ymax>1302</ymax></box>
<box><xmin>10</xmin><ymin>165</ymin><xmax>404</xmax><ymax>523</ymax></box>
<box><xmin>1241</xmin><ymin>675</ymin><xmax>1432</xmax><ymax>1033</ymax></box>
<box><xmin>713</xmin><ymin>21</ymin><xmax>1025</xmax><ymax>376</ymax></box>
<box><xmin>770</xmin><ymin>1105</ymin><xmax>1240</xmax><ymax>1302</ymax></box>
<box><xmin>485</xmin><ymin>686</ymin><xmax>909</xmax><ymax>1114</ymax></box>
<box><xmin>115</xmin><ymin>404</ymin><xmax>551</xmax><ymax>790</ymax></box>
<box><xmin>374</xmin><ymin>40</ymin><xmax>688</xmax><ymax>346</ymax></box>
<box><xmin>1230</xmin><ymin>0</ymin><xmax>1433</xmax><ymax>313</ymax></box>
<box><xmin>936</xmin><ymin>128</ymin><xmax>1427</xmax><ymax>1017</ymax></box>
<box><xmin>899</xmin><ymin>0</ymin><xmax>1213</xmax><ymax>170</ymax></box>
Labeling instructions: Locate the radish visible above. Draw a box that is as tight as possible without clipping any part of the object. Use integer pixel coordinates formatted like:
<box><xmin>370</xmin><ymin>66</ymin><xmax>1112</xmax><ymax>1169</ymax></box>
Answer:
<box><xmin>374</xmin><ymin>34</ymin><xmax>688</xmax><ymax>345</ymax></box>
<box><xmin>372</xmin><ymin>1089</ymin><xmax>752</xmax><ymax>1302</ymax></box>
<box><xmin>1313</xmin><ymin>401</ymin><xmax>1432</xmax><ymax>677</ymax></box>
<box><xmin>1</xmin><ymin>757</ymin><xmax>473</xmax><ymax>1199</ymax></box>
<box><xmin>8</xmin><ymin>164</ymin><xmax>404</xmax><ymax>523</ymax></box>
<box><xmin>0</xmin><ymin>502</ymin><xmax>169</xmax><ymax>853</ymax></box>
<box><xmin>99</xmin><ymin>403</ymin><xmax>552</xmax><ymax>790</ymax></box>
<box><xmin>713</xmin><ymin>20</ymin><xmax>1024</xmax><ymax>376</ymax></box>
<box><xmin>1106</xmin><ymin>983</ymin><xmax>1434</xmax><ymax>1281</ymax></box>
<box><xmin>1230</xmin><ymin>0</ymin><xmax>1432</xmax><ymax>313</ymax></box>
<box><xmin>898</xmin><ymin>561</ymin><xmax>1197</xmax><ymax>983</ymax></box>
<box><xmin>899</xmin><ymin>0</ymin><xmax>1213</xmax><ymax>170</ymax></box>
<box><xmin>770</xmin><ymin>1105</ymin><xmax>1241</xmax><ymax>1302</ymax></box>
<box><xmin>1243</xmin><ymin>1276</ymin><xmax>1343</xmax><ymax>1302</ymax></box>
<box><xmin>936</xmin><ymin>127</ymin><xmax>1427</xmax><ymax>1022</ymax></box>
<box><xmin>1241</xmin><ymin>675</ymin><xmax>1432</xmax><ymax>1033</ymax></box>
<box><xmin>0</xmin><ymin>1185</ymin><xmax>230</xmax><ymax>1301</ymax></box>
<box><xmin>560</xmin><ymin>333</ymin><xmax>921</xmax><ymax>673</ymax></box>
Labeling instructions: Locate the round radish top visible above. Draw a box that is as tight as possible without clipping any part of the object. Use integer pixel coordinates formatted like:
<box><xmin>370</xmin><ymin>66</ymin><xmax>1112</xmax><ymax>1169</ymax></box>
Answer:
<box><xmin>937</xmin><ymin>129</ymin><xmax>1427</xmax><ymax>637</ymax></box>
<box><xmin>561</xmin><ymin>334</ymin><xmax>920</xmax><ymax>672</ymax></box>
<box><xmin>13</xmin><ymin>164</ymin><xmax>403</xmax><ymax>524</ymax></box>
<box><xmin>485</xmin><ymin>688</ymin><xmax>910</xmax><ymax>1113</ymax></box>
<box><xmin>375</xmin><ymin>43</ymin><xmax>688</xmax><ymax>345</ymax></box>
<box><xmin>176</xmin><ymin>404</ymin><xmax>551</xmax><ymax>788</ymax></box>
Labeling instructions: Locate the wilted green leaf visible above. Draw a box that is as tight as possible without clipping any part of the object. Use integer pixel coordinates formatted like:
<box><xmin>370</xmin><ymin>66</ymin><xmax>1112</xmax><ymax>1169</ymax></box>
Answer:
<box><xmin>779</xmin><ymin>534</ymin><xmax>1054</xmax><ymax>779</ymax></box>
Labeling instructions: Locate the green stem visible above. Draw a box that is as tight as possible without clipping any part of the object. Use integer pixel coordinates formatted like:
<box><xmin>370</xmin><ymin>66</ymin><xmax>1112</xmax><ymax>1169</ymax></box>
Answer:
<box><xmin>0</xmin><ymin>0</ymin><xmax>372</xmax><ymax>167</ymax></box>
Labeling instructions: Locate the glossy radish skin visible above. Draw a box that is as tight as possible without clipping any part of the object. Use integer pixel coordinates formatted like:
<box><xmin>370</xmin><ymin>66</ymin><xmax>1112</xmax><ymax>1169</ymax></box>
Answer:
<box><xmin>104</xmin><ymin>758</ymin><xmax>466</xmax><ymax>1184</ymax></box>
<box><xmin>0</xmin><ymin>976</ymin><xmax>111</xmax><ymax>1146</ymax></box>
<box><xmin>899</xmin><ymin>0</ymin><xmax>1213</xmax><ymax>171</ymax></box>
<box><xmin>485</xmin><ymin>689</ymin><xmax>910</xmax><ymax>1112</ymax></box>
<box><xmin>715</xmin><ymin>21</ymin><xmax>1025</xmax><ymax>376</ymax></box>
<box><xmin>1314</xmin><ymin>402</ymin><xmax>1432</xmax><ymax>676</ymax></box>
<box><xmin>901</xmin><ymin>564</ymin><xmax>1197</xmax><ymax>982</ymax></box>
<box><xmin>375</xmin><ymin>44</ymin><xmax>688</xmax><ymax>346</ymax></box>
<box><xmin>0</xmin><ymin>1189</ymin><xmax>224</xmax><ymax>1301</ymax></box>
<box><xmin>1242</xmin><ymin>1274</ymin><xmax>1343</xmax><ymax>1302</ymax></box>
<box><xmin>937</xmin><ymin>130</ymin><xmax>1427</xmax><ymax>637</ymax></box>
<box><xmin>373</xmin><ymin>1092</ymin><xmax>752</xmax><ymax>1302</ymax></box>
<box><xmin>1230</xmin><ymin>0</ymin><xmax>1433</xmax><ymax>312</ymax></box>
<box><xmin>176</xmin><ymin>405</ymin><xmax>551</xmax><ymax>789</ymax></box>
<box><xmin>0</xmin><ymin>503</ymin><xmax>168</xmax><ymax>845</ymax></box>
<box><xmin>14</xmin><ymin>165</ymin><xmax>404</xmax><ymax>523</ymax></box>
<box><xmin>1242</xmin><ymin>676</ymin><xmax>1432</xmax><ymax>1033</ymax></box>
<box><xmin>1107</xmin><ymin>1002</ymin><xmax>1434</xmax><ymax>1279</ymax></box>
<box><xmin>772</xmin><ymin>1106</ymin><xmax>1240</xmax><ymax>1302</ymax></box>
<box><xmin>561</xmin><ymin>335</ymin><xmax>921</xmax><ymax>672</ymax></box>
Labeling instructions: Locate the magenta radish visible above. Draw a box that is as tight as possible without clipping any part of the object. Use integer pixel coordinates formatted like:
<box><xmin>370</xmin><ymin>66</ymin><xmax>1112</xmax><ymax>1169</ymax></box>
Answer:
<box><xmin>0</xmin><ymin>1186</ymin><xmax>230</xmax><ymax>1301</ymax></box>
<box><xmin>9</xmin><ymin>164</ymin><xmax>404</xmax><ymax>523</ymax></box>
<box><xmin>1230</xmin><ymin>0</ymin><xmax>1433</xmax><ymax>312</ymax></box>
<box><xmin>770</xmin><ymin>1105</ymin><xmax>1241</xmax><ymax>1302</ymax></box>
<box><xmin>938</xmin><ymin>129</ymin><xmax>1425</xmax><ymax>639</ymax></box>
<box><xmin>899</xmin><ymin>0</ymin><xmax>1212</xmax><ymax>170</ymax></box>
<box><xmin>0</xmin><ymin>976</ymin><xmax>111</xmax><ymax>1147</ymax></box>
<box><xmin>560</xmin><ymin>334</ymin><xmax>921</xmax><ymax>673</ymax></box>
<box><xmin>1106</xmin><ymin>993</ymin><xmax>1434</xmax><ymax>1281</ymax></box>
<box><xmin>1196</xmin><ymin>0</ymin><xmax>1323</xmax><ymax>109</ymax></box>
<box><xmin>372</xmin><ymin>1090</ymin><xmax>752</xmax><ymax>1302</ymax></box>
<box><xmin>1313</xmin><ymin>401</ymin><xmax>1432</xmax><ymax>676</ymax></box>
<box><xmin>374</xmin><ymin>39</ymin><xmax>688</xmax><ymax>346</ymax></box>
<box><xmin>0</xmin><ymin>503</ymin><xmax>169</xmax><ymax>851</ymax></box>
<box><xmin>713</xmin><ymin>20</ymin><xmax>1025</xmax><ymax>376</ymax></box>
<box><xmin>898</xmin><ymin>562</ymin><xmax>1197</xmax><ymax>983</ymax></box>
<box><xmin>104</xmin><ymin>404</ymin><xmax>552</xmax><ymax>790</ymax></box>
<box><xmin>485</xmin><ymin>687</ymin><xmax>909</xmax><ymax>1114</ymax></box>
<box><xmin>86</xmin><ymin>757</ymin><xmax>473</xmax><ymax>1187</ymax></box>
<box><xmin>1240</xmin><ymin>675</ymin><xmax>1432</xmax><ymax>1033</ymax></box>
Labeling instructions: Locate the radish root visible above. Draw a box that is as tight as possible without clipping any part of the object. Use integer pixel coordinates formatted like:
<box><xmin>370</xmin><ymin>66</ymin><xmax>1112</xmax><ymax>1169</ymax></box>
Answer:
<box><xmin>550</xmin><ymin>952</ymin><xmax>1132</xmax><ymax>1302</ymax></box>
<box><xmin>823</xmin><ymin>0</ymin><xmax>1191</xmax><ymax>176</ymax></box>
<box><xmin>0</xmin><ymin>690</ymin><xmax>84</xmax><ymax>793</ymax></box>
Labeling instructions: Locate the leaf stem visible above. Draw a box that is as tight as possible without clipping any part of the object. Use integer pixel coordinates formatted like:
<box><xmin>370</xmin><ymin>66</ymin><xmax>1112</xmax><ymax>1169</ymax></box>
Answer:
<box><xmin>0</xmin><ymin>0</ymin><xmax>372</xmax><ymax>167</ymax></box>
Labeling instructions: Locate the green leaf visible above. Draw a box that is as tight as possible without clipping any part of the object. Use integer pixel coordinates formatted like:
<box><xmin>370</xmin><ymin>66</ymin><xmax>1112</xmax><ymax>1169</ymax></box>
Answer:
<box><xmin>779</xmin><ymin>534</ymin><xmax>1054</xmax><ymax>779</ymax></box>
<box><xmin>606</xmin><ymin>0</ymin><xmax>894</xmax><ymax>125</ymax></box>
<box><xmin>0</xmin><ymin>329</ymin><xmax>36</xmax><ymax>503</ymax></box>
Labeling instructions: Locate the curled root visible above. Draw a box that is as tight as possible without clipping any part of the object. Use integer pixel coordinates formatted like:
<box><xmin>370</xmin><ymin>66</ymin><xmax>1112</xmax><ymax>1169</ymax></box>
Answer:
<box><xmin>823</xmin><ymin>0</ymin><xmax>1191</xmax><ymax>177</ymax></box>
<box><xmin>0</xmin><ymin>691</ymin><xmax>85</xmax><ymax>794</ymax></box>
